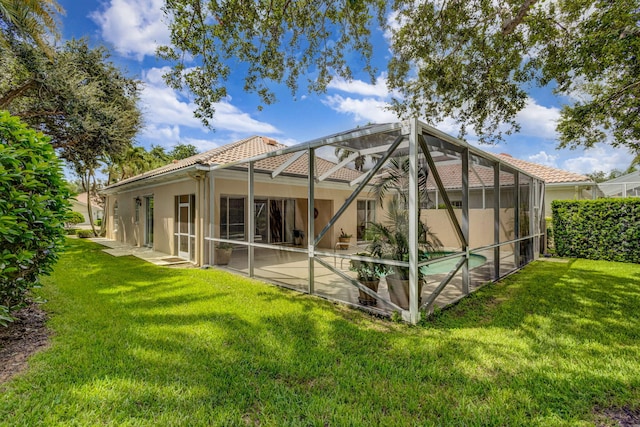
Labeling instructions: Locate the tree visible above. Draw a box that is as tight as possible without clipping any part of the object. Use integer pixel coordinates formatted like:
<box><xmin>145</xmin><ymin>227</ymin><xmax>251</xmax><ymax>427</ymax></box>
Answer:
<box><xmin>0</xmin><ymin>0</ymin><xmax>63</xmax><ymax>55</ymax></box>
<box><xmin>334</xmin><ymin>146</ymin><xmax>366</xmax><ymax>172</ymax></box>
<box><xmin>149</xmin><ymin>145</ymin><xmax>170</xmax><ymax>164</ymax></box>
<box><xmin>105</xmin><ymin>144</ymin><xmax>201</xmax><ymax>185</ymax></box>
<box><xmin>631</xmin><ymin>152</ymin><xmax>640</xmax><ymax>170</ymax></box>
<box><xmin>64</xmin><ymin>211</ymin><xmax>85</xmax><ymax>230</ymax></box>
<box><xmin>111</xmin><ymin>146</ymin><xmax>152</xmax><ymax>181</ymax></box>
<box><xmin>0</xmin><ymin>39</ymin><xmax>142</xmax><ymax>235</ymax></box>
<box><xmin>585</xmin><ymin>171</ymin><xmax>608</xmax><ymax>184</ymax></box>
<box><xmin>0</xmin><ymin>111</ymin><xmax>70</xmax><ymax>326</ymax></box>
<box><xmin>169</xmin><ymin>143</ymin><xmax>198</xmax><ymax>160</ymax></box>
<box><xmin>373</xmin><ymin>156</ymin><xmax>430</xmax><ymax>209</ymax></box>
<box><xmin>586</xmin><ymin>167</ymin><xmax>636</xmax><ymax>183</ymax></box>
<box><xmin>56</xmin><ymin>40</ymin><xmax>141</xmax><ymax>235</ymax></box>
<box><xmin>159</xmin><ymin>0</ymin><xmax>639</xmax><ymax>149</ymax></box>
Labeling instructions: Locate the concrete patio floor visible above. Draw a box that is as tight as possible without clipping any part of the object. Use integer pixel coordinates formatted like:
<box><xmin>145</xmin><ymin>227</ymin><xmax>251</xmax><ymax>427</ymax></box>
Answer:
<box><xmin>216</xmin><ymin>246</ymin><xmax>515</xmax><ymax>313</ymax></box>
<box><xmin>89</xmin><ymin>238</ymin><xmax>516</xmax><ymax>315</ymax></box>
<box><xmin>90</xmin><ymin>237</ymin><xmax>194</xmax><ymax>267</ymax></box>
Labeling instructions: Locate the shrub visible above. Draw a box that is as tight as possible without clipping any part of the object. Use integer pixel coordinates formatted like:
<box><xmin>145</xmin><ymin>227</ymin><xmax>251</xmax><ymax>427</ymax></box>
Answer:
<box><xmin>77</xmin><ymin>230</ymin><xmax>95</xmax><ymax>238</ymax></box>
<box><xmin>65</xmin><ymin>211</ymin><xmax>85</xmax><ymax>228</ymax></box>
<box><xmin>552</xmin><ymin>198</ymin><xmax>640</xmax><ymax>263</ymax></box>
<box><xmin>0</xmin><ymin>112</ymin><xmax>71</xmax><ymax>326</ymax></box>
<box><xmin>95</xmin><ymin>218</ymin><xmax>102</xmax><ymax>226</ymax></box>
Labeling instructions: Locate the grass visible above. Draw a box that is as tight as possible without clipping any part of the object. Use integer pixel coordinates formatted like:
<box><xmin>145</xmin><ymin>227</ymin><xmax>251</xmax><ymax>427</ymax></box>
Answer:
<box><xmin>1</xmin><ymin>239</ymin><xmax>640</xmax><ymax>426</ymax></box>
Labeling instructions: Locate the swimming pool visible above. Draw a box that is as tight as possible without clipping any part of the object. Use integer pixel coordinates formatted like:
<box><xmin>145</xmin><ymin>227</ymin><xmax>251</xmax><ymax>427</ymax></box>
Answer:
<box><xmin>420</xmin><ymin>252</ymin><xmax>487</xmax><ymax>275</ymax></box>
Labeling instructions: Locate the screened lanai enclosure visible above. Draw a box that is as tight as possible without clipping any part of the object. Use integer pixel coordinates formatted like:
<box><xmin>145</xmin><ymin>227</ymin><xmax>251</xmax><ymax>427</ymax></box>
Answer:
<box><xmin>205</xmin><ymin>119</ymin><xmax>544</xmax><ymax>323</ymax></box>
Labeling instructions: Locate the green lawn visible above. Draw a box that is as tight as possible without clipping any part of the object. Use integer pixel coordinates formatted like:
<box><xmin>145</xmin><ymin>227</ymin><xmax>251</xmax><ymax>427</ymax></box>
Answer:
<box><xmin>1</xmin><ymin>238</ymin><xmax>640</xmax><ymax>426</ymax></box>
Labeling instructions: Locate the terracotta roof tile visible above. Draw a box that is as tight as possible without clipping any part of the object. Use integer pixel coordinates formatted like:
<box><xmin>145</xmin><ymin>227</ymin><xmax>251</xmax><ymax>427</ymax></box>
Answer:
<box><xmin>74</xmin><ymin>192</ymin><xmax>102</xmax><ymax>208</ymax></box>
<box><xmin>422</xmin><ymin>163</ymin><xmax>515</xmax><ymax>190</ymax></box>
<box><xmin>105</xmin><ymin>136</ymin><xmax>362</xmax><ymax>190</ymax></box>
<box><xmin>496</xmin><ymin>154</ymin><xmax>591</xmax><ymax>184</ymax></box>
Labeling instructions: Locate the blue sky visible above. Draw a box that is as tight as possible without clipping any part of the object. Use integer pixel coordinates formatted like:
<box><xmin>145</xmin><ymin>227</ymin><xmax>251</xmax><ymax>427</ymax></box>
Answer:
<box><xmin>57</xmin><ymin>0</ymin><xmax>634</xmax><ymax>175</ymax></box>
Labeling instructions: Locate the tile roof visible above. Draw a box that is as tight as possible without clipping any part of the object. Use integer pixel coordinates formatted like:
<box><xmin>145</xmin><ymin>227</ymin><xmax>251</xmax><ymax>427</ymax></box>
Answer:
<box><xmin>105</xmin><ymin>136</ymin><xmax>362</xmax><ymax>190</ymax></box>
<box><xmin>74</xmin><ymin>192</ymin><xmax>102</xmax><ymax>208</ymax></box>
<box><xmin>106</xmin><ymin>137</ymin><xmax>590</xmax><ymax>192</ymax></box>
<box><xmin>426</xmin><ymin>163</ymin><xmax>516</xmax><ymax>190</ymax></box>
<box><xmin>496</xmin><ymin>154</ymin><xmax>592</xmax><ymax>184</ymax></box>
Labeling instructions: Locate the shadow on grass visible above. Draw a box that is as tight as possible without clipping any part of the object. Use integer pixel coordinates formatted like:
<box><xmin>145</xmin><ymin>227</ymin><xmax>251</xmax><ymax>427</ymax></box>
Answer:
<box><xmin>2</xmin><ymin>240</ymin><xmax>640</xmax><ymax>425</ymax></box>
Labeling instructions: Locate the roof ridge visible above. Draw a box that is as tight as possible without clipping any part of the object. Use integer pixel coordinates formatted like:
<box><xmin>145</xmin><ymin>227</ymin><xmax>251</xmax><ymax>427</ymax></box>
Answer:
<box><xmin>497</xmin><ymin>153</ymin><xmax>590</xmax><ymax>182</ymax></box>
<box><xmin>195</xmin><ymin>135</ymin><xmax>261</xmax><ymax>163</ymax></box>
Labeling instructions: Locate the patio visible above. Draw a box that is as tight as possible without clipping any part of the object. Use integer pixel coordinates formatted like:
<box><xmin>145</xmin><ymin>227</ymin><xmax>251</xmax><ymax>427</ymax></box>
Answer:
<box><xmin>101</xmin><ymin>119</ymin><xmax>544</xmax><ymax>324</ymax></box>
<box><xmin>90</xmin><ymin>236</ymin><xmax>516</xmax><ymax>314</ymax></box>
<box><xmin>204</xmin><ymin>120</ymin><xmax>544</xmax><ymax>322</ymax></box>
<box><xmin>214</xmin><ymin>244</ymin><xmax>517</xmax><ymax>315</ymax></box>
<box><xmin>90</xmin><ymin>237</ymin><xmax>193</xmax><ymax>267</ymax></box>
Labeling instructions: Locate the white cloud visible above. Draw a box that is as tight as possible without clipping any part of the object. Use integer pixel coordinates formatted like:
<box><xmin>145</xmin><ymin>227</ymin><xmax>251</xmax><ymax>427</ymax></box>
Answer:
<box><xmin>322</xmin><ymin>95</ymin><xmax>399</xmax><ymax>123</ymax></box>
<box><xmin>528</xmin><ymin>151</ymin><xmax>559</xmax><ymax>168</ymax></box>
<box><xmin>90</xmin><ymin>0</ymin><xmax>170</xmax><ymax>60</ymax></box>
<box><xmin>140</xmin><ymin>67</ymin><xmax>280</xmax><ymax>137</ymax></box>
<box><xmin>562</xmin><ymin>145</ymin><xmax>632</xmax><ymax>174</ymax></box>
<box><xmin>181</xmin><ymin>137</ymin><xmax>221</xmax><ymax>153</ymax></box>
<box><xmin>140</xmin><ymin>68</ymin><xmax>203</xmax><ymax>129</ymax></box>
<box><xmin>322</xmin><ymin>72</ymin><xmax>405</xmax><ymax>124</ymax></box>
<box><xmin>137</xmin><ymin>131</ymin><xmax>225</xmax><ymax>153</ymax></box>
<box><xmin>140</xmin><ymin>124</ymin><xmax>181</xmax><ymax>142</ymax></box>
<box><xmin>515</xmin><ymin>98</ymin><xmax>560</xmax><ymax>139</ymax></box>
<box><xmin>327</xmin><ymin>74</ymin><xmax>392</xmax><ymax>98</ymax></box>
<box><xmin>211</xmin><ymin>102</ymin><xmax>280</xmax><ymax>134</ymax></box>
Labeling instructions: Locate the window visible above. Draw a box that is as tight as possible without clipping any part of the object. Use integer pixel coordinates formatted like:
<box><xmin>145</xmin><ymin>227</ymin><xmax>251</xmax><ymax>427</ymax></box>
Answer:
<box><xmin>113</xmin><ymin>201</ymin><xmax>119</xmax><ymax>232</ymax></box>
<box><xmin>357</xmin><ymin>200</ymin><xmax>376</xmax><ymax>240</ymax></box>
<box><xmin>175</xmin><ymin>194</ymin><xmax>196</xmax><ymax>260</ymax></box>
<box><xmin>134</xmin><ymin>198</ymin><xmax>140</xmax><ymax>224</ymax></box>
<box><xmin>220</xmin><ymin>196</ymin><xmax>296</xmax><ymax>243</ymax></box>
<box><xmin>220</xmin><ymin>196</ymin><xmax>245</xmax><ymax>240</ymax></box>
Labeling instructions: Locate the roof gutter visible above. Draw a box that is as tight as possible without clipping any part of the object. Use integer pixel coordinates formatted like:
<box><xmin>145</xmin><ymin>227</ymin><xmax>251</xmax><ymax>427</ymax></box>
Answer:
<box><xmin>545</xmin><ymin>181</ymin><xmax>594</xmax><ymax>188</ymax></box>
<box><xmin>101</xmin><ymin>164</ymin><xmax>199</xmax><ymax>194</ymax></box>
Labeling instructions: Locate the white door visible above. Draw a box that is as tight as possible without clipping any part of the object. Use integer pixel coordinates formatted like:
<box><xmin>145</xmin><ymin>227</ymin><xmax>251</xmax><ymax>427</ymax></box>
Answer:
<box><xmin>177</xmin><ymin>198</ymin><xmax>191</xmax><ymax>259</ymax></box>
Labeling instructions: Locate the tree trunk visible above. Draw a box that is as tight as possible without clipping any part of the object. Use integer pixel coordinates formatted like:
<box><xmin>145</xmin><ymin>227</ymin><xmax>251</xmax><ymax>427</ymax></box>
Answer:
<box><xmin>501</xmin><ymin>0</ymin><xmax>538</xmax><ymax>35</ymax></box>
<box><xmin>88</xmin><ymin>170</ymin><xmax>98</xmax><ymax>237</ymax></box>
<box><xmin>0</xmin><ymin>80</ymin><xmax>37</xmax><ymax>108</ymax></box>
<box><xmin>80</xmin><ymin>170</ymin><xmax>97</xmax><ymax>237</ymax></box>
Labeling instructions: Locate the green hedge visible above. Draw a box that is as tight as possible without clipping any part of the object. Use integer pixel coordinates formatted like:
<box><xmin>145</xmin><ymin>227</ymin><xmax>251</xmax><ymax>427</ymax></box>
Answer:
<box><xmin>76</xmin><ymin>230</ymin><xmax>95</xmax><ymax>238</ymax></box>
<box><xmin>552</xmin><ymin>198</ymin><xmax>640</xmax><ymax>263</ymax></box>
<box><xmin>0</xmin><ymin>111</ymin><xmax>71</xmax><ymax>325</ymax></box>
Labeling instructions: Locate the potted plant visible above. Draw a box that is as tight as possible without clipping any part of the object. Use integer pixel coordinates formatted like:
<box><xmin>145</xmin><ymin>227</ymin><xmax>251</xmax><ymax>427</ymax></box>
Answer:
<box><xmin>366</xmin><ymin>155</ymin><xmax>446</xmax><ymax>310</ymax></box>
<box><xmin>365</xmin><ymin>199</ymin><xmax>441</xmax><ymax>310</ymax></box>
<box><xmin>338</xmin><ymin>228</ymin><xmax>352</xmax><ymax>244</ymax></box>
<box><xmin>214</xmin><ymin>242</ymin><xmax>234</xmax><ymax>265</ymax></box>
<box><xmin>349</xmin><ymin>253</ymin><xmax>388</xmax><ymax>306</ymax></box>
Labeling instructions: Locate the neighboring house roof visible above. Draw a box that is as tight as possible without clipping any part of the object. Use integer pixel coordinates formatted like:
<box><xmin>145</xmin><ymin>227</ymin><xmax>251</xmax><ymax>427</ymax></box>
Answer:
<box><xmin>598</xmin><ymin>170</ymin><xmax>640</xmax><ymax>197</ymax></box>
<box><xmin>601</xmin><ymin>169</ymin><xmax>640</xmax><ymax>184</ymax></box>
<box><xmin>104</xmin><ymin>136</ymin><xmax>362</xmax><ymax>191</ymax></box>
<box><xmin>496</xmin><ymin>154</ymin><xmax>592</xmax><ymax>185</ymax></box>
<box><xmin>74</xmin><ymin>192</ymin><xmax>103</xmax><ymax>209</ymax></box>
<box><xmin>424</xmin><ymin>163</ymin><xmax>516</xmax><ymax>190</ymax></box>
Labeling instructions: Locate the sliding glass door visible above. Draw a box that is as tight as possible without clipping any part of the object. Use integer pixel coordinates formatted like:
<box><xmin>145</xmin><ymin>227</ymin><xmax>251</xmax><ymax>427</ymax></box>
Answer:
<box><xmin>176</xmin><ymin>195</ymin><xmax>195</xmax><ymax>260</ymax></box>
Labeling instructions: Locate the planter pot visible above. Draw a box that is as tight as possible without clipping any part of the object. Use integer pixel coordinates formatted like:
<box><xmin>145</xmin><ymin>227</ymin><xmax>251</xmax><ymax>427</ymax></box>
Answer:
<box><xmin>293</xmin><ymin>236</ymin><xmax>303</xmax><ymax>246</ymax></box>
<box><xmin>215</xmin><ymin>248</ymin><xmax>233</xmax><ymax>265</ymax></box>
<box><xmin>357</xmin><ymin>279</ymin><xmax>380</xmax><ymax>306</ymax></box>
<box><xmin>338</xmin><ymin>237</ymin><xmax>351</xmax><ymax>244</ymax></box>
<box><xmin>386</xmin><ymin>274</ymin><xmax>423</xmax><ymax>310</ymax></box>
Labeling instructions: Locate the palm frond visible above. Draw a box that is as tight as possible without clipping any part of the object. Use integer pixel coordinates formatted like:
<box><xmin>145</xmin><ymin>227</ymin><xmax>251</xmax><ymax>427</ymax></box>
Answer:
<box><xmin>0</xmin><ymin>0</ymin><xmax>64</xmax><ymax>54</ymax></box>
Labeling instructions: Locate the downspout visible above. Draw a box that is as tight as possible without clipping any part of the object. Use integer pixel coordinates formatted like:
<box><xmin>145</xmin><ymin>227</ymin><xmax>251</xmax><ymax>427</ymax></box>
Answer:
<box><xmin>190</xmin><ymin>167</ymin><xmax>207</xmax><ymax>266</ymax></box>
<box><xmin>199</xmin><ymin>173</ymin><xmax>205</xmax><ymax>266</ymax></box>
<box><xmin>195</xmin><ymin>175</ymin><xmax>201</xmax><ymax>265</ymax></box>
